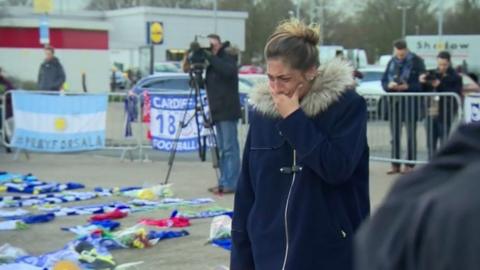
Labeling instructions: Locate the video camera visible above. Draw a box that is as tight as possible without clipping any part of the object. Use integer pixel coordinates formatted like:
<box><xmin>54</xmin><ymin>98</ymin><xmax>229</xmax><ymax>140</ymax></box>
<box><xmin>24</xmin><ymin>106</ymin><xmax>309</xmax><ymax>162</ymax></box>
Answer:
<box><xmin>188</xmin><ymin>35</ymin><xmax>212</xmax><ymax>72</ymax></box>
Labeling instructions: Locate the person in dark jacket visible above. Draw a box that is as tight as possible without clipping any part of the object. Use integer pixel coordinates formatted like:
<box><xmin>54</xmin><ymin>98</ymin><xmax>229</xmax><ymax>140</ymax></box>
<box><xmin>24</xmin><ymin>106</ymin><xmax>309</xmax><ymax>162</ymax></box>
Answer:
<box><xmin>231</xmin><ymin>19</ymin><xmax>370</xmax><ymax>270</ymax></box>
<box><xmin>382</xmin><ymin>39</ymin><xmax>426</xmax><ymax>174</ymax></box>
<box><xmin>37</xmin><ymin>46</ymin><xmax>66</xmax><ymax>91</ymax></box>
<box><xmin>204</xmin><ymin>34</ymin><xmax>242</xmax><ymax>194</ymax></box>
<box><xmin>0</xmin><ymin>67</ymin><xmax>15</xmax><ymax>153</ymax></box>
<box><xmin>355</xmin><ymin>122</ymin><xmax>480</xmax><ymax>270</ymax></box>
<box><xmin>420</xmin><ymin>51</ymin><xmax>463</xmax><ymax>158</ymax></box>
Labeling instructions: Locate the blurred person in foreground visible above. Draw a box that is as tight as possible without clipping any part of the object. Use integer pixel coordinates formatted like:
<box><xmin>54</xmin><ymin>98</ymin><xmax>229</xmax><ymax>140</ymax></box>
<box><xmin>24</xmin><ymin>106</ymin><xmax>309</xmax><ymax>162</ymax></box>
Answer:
<box><xmin>37</xmin><ymin>46</ymin><xmax>66</xmax><ymax>91</ymax></box>
<box><xmin>355</xmin><ymin>122</ymin><xmax>480</xmax><ymax>270</ymax></box>
<box><xmin>0</xmin><ymin>67</ymin><xmax>15</xmax><ymax>153</ymax></box>
<box><xmin>382</xmin><ymin>39</ymin><xmax>426</xmax><ymax>175</ymax></box>
<box><xmin>230</xmin><ymin>19</ymin><xmax>370</xmax><ymax>270</ymax></box>
<box><xmin>420</xmin><ymin>51</ymin><xmax>463</xmax><ymax>158</ymax></box>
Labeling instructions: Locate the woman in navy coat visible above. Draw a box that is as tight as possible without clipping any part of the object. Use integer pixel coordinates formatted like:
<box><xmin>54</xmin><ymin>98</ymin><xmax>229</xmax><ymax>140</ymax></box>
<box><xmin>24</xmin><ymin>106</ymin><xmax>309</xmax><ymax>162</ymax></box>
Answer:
<box><xmin>230</xmin><ymin>19</ymin><xmax>370</xmax><ymax>270</ymax></box>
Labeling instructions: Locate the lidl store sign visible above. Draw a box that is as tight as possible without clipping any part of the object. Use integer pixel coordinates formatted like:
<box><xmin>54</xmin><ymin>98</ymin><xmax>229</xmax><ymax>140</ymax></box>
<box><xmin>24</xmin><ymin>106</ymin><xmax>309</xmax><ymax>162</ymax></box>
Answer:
<box><xmin>147</xmin><ymin>22</ymin><xmax>164</xmax><ymax>45</ymax></box>
<box><xmin>33</xmin><ymin>0</ymin><xmax>53</xmax><ymax>13</ymax></box>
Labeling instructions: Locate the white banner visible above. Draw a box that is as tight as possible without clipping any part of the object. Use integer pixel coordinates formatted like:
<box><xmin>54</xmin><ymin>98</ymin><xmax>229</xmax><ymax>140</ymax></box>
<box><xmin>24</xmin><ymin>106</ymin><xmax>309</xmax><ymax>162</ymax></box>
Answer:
<box><xmin>149</xmin><ymin>93</ymin><xmax>213</xmax><ymax>152</ymax></box>
<box><xmin>464</xmin><ymin>94</ymin><xmax>480</xmax><ymax>123</ymax></box>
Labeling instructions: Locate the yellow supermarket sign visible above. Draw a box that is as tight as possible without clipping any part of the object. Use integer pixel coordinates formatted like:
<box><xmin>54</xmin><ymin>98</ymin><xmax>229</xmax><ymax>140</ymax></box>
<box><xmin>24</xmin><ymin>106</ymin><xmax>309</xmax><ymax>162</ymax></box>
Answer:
<box><xmin>147</xmin><ymin>22</ymin><xmax>164</xmax><ymax>45</ymax></box>
<box><xmin>33</xmin><ymin>0</ymin><xmax>53</xmax><ymax>13</ymax></box>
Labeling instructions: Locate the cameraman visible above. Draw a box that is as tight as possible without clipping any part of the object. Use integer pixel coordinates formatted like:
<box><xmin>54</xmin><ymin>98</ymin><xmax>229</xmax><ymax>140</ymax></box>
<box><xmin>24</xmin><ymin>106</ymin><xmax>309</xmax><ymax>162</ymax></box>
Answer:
<box><xmin>184</xmin><ymin>34</ymin><xmax>242</xmax><ymax>194</ymax></box>
<box><xmin>420</xmin><ymin>51</ymin><xmax>463</xmax><ymax>158</ymax></box>
<box><xmin>204</xmin><ymin>34</ymin><xmax>241</xmax><ymax>194</ymax></box>
<box><xmin>382</xmin><ymin>39</ymin><xmax>426</xmax><ymax>174</ymax></box>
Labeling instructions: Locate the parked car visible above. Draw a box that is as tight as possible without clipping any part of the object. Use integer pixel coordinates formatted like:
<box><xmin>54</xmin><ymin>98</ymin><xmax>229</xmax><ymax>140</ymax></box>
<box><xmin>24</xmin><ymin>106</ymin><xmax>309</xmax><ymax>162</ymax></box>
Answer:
<box><xmin>356</xmin><ymin>66</ymin><xmax>386</xmax><ymax>116</ymax></box>
<box><xmin>132</xmin><ymin>72</ymin><xmax>255</xmax><ymax>123</ymax></box>
<box><xmin>239</xmin><ymin>74</ymin><xmax>268</xmax><ymax>96</ymax></box>
<box><xmin>377</xmin><ymin>55</ymin><xmax>392</xmax><ymax>67</ymax></box>
<box><xmin>357</xmin><ymin>66</ymin><xmax>385</xmax><ymax>83</ymax></box>
<box><xmin>239</xmin><ymin>65</ymin><xmax>264</xmax><ymax>74</ymax></box>
<box><xmin>132</xmin><ymin>72</ymin><xmax>252</xmax><ymax>106</ymax></box>
<box><xmin>154</xmin><ymin>62</ymin><xmax>181</xmax><ymax>73</ymax></box>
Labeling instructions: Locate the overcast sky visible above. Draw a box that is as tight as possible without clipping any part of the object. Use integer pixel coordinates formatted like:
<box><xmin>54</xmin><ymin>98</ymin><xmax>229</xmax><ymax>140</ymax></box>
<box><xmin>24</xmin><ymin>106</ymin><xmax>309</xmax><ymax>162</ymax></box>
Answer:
<box><xmin>331</xmin><ymin>0</ymin><xmax>458</xmax><ymax>16</ymax></box>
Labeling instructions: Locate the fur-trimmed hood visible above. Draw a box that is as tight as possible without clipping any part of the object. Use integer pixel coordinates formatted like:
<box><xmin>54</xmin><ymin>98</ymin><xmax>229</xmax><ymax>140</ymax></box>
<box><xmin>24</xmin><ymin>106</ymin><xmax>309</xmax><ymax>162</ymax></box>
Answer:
<box><xmin>252</xmin><ymin>59</ymin><xmax>354</xmax><ymax>118</ymax></box>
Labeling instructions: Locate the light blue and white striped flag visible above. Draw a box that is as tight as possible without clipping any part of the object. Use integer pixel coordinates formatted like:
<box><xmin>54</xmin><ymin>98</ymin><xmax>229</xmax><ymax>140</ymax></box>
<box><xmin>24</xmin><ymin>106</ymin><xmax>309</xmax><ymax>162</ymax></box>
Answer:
<box><xmin>11</xmin><ymin>92</ymin><xmax>108</xmax><ymax>152</ymax></box>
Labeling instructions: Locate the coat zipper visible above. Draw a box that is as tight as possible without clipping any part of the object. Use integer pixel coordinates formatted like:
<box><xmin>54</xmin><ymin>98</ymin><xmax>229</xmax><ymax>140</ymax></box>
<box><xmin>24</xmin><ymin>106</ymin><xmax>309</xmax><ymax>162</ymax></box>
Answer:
<box><xmin>281</xmin><ymin>150</ymin><xmax>297</xmax><ymax>270</ymax></box>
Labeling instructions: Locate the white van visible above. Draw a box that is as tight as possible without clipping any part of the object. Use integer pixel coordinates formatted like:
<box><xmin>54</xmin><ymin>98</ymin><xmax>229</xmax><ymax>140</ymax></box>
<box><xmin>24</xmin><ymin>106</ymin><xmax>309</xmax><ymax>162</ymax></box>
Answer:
<box><xmin>318</xmin><ymin>45</ymin><xmax>344</xmax><ymax>65</ymax></box>
<box><xmin>346</xmin><ymin>49</ymin><xmax>368</xmax><ymax>68</ymax></box>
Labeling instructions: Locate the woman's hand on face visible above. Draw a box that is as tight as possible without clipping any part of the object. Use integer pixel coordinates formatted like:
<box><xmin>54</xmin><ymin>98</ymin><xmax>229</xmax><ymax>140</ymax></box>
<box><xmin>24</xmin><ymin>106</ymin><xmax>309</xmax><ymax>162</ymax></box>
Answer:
<box><xmin>271</xmin><ymin>84</ymin><xmax>302</xmax><ymax>118</ymax></box>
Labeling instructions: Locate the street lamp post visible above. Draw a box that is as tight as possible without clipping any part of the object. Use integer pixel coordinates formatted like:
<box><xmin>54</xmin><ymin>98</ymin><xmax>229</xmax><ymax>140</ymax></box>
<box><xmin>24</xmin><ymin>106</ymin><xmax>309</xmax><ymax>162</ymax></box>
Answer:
<box><xmin>213</xmin><ymin>0</ymin><xmax>218</xmax><ymax>34</ymax></box>
<box><xmin>437</xmin><ymin>0</ymin><xmax>444</xmax><ymax>37</ymax></box>
<box><xmin>397</xmin><ymin>2</ymin><xmax>411</xmax><ymax>38</ymax></box>
<box><xmin>317</xmin><ymin>1</ymin><xmax>325</xmax><ymax>45</ymax></box>
<box><xmin>296</xmin><ymin>0</ymin><xmax>301</xmax><ymax>20</ymax></box>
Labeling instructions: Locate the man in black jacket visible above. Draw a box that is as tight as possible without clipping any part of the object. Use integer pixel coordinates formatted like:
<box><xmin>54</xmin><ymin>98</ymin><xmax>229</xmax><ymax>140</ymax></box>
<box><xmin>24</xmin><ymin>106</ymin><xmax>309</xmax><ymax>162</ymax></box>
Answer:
<box><xmin>37</xmin><ymin>46</ymin><xmax>66</xmax><ymax>91</ymax></box>
<box><xmin>420</xmin><ymin>51</ymin><xmax>463</xmax><ymax>158</ymax></box>
<box><xmin>355</xmin><ymin>122</ymin><xmax>480</xmax><ymax>270</ymax></box>
<box><xmin>204</xmin><ymin>34</ymin><xmax>241</xmax><ymax>194</ymax></box>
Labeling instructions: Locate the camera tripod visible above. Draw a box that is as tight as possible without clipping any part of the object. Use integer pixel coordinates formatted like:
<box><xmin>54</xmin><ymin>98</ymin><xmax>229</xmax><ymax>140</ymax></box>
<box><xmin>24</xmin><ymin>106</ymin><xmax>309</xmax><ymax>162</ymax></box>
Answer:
<box><xmin>163</xmin><ymin>67</ymin><xmax>220</xmax><ymax>185</ymax></box>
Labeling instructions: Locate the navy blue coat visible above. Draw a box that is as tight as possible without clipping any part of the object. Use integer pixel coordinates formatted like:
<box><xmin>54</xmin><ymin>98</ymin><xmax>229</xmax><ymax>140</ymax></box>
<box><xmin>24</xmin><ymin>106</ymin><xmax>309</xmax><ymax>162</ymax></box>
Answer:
<box><xmin>37</xmin><ymin>57</ymin><xmax>66</xmax><ymax>91</ymax></box>
<box><xmin>231</xmin><ymin>60</ymin><xmax>370</xmax><ymax>270</ymax></box>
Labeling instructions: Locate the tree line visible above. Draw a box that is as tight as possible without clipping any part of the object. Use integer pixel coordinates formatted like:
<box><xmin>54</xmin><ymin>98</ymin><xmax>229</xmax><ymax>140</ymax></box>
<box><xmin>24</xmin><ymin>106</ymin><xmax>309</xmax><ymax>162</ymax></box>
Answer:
<box><xmin>93</xmin><ymin>0</ymin><xmax>479</xmax><ymax>64</ymax></box>
<box><xmin>4</xmin><ymin>0</ymin><xmax>479</xmax><ymax>64</ymax></box>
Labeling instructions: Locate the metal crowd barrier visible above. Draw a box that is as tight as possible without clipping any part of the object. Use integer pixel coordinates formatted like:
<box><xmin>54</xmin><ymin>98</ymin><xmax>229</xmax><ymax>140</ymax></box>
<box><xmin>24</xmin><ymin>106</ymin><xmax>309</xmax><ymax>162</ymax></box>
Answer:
<box><xmin>0</xmin><ymin>94</ymin><xmax>4</xmax><ymax>150</ymax></box>
<box><xmin>3</xmin><ymin>90</ymin><xmax>461</xmax><ymax>165</ymax></box>
<box><xmin>1</xmin><ymin>90</ymin><xmax>144</xmax><ymax>161</ymax></box>
<box><xmin>361</xmin><ymin>92</ymin><xmax>463</xmax><ymax>165</ymax></box>
<box><xmin>240</xmin><ymin>92</ymin><xmax>462</xmax><ymax>165</ymax></box>
<box><xmin>1</xmin><ymin>90</ymin><xmax>251</xmax><ymax>161</ymax></box>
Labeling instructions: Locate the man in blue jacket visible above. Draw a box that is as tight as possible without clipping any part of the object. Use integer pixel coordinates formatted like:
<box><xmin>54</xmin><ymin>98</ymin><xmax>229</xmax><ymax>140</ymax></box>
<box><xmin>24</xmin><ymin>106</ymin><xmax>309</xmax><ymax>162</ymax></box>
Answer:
<box><xmin>382</xmin><ymin>39</ymin><xmax>426</xmax><ymax>174</ymax></box>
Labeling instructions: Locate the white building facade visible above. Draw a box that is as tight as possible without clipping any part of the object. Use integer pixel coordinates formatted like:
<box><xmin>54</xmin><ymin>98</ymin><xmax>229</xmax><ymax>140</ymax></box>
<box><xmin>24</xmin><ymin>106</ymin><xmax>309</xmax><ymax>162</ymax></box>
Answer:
<box><xmin>0</xmin><ymin>6</ymin><xmax>247</xmax><ymax>92</ymax></box>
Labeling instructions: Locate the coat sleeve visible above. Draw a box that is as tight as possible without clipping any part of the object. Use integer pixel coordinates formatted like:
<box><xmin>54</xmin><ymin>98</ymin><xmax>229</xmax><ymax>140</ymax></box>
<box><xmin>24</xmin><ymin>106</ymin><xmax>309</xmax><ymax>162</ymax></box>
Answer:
<box><xmin>208</xmin><ymin>53</ymin><xmax>237</xmax><ymax>79</ymax></box>
<box><xmin>230</xmin><ymin>128</ymin><xmax>255</xmax><ymax>270</ymax></box>
<box><xmin>276</xmin><ymin>95</ymin><xmax>368</xmax><ymax>185</ymax></box>
<box><xmin>453</xmin><ymin>74</ymin><xmax>463</xmax><ymax>96</ymax></box>
<box><xmin>54</xmin><ymin>63</ymin><xmax>66</xmax><ymax>90</ymax></box>
<box><xmin>37</xmin><ymin>64</ymin><xmax>42</xmax><ymax>86</ymax></box>
<box><xmin>406</xmin><ymin>58</ymin><xmax>426</xmax><ymax>93</ymax></box>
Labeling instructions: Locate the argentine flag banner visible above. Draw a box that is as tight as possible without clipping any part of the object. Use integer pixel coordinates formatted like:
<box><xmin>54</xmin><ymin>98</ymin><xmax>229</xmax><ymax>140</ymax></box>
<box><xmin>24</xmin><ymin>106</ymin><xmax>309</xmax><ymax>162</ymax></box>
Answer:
<box><xmin>11</xmin><ymin>92</ymin><xmax>108</xmax><ymax>152</ymax></box>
